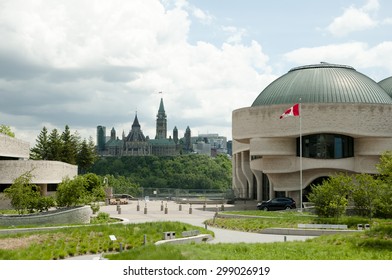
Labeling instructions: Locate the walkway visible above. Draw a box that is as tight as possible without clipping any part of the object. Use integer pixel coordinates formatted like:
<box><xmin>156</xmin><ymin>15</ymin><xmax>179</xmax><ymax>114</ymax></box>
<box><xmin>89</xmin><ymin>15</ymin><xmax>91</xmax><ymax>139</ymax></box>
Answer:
<box><xmin>101</xmin><ymin>200</ymin><xmax>313</xmax><ymax>243</ymax></box>
<box><xmin>66</xmin><ymin>200</ymin><xmax>314</xmax><ymax>260</ymax></box>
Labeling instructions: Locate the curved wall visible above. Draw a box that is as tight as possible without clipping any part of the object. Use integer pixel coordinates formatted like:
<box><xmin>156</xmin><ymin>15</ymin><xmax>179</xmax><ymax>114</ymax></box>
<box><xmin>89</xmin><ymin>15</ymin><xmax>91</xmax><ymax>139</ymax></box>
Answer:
<box><xmin>0</xmin><ymin>160</ymin><xmax>77</xmax><ymax>184</ymax></box>
<box><xmin>0</xmin><ymin>134</ymin><xmax>29</xmax><ymax>159</ymax></box>
<box><xmin>232</xmin><ymin>103</ymin><xmax>392</xmax><ymax>200</ymax></box>
<box><xmin>0</xmin><ymin>206</ymin><xmax>92</xmax><ymax>227</ymax></box>
<box><xmin>233</xmin><ymin>103</ymin><xmax>392</xmax><ymax>144</ymax></box>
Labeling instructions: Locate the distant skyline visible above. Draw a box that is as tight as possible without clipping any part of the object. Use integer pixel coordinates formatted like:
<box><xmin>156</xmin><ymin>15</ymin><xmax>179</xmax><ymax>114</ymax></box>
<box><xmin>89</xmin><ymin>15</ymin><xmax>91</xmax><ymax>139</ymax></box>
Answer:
<box><xmin>1</xmin><ymin>0</ymin><xmax>391</xmax><ymax>145</ymax></box>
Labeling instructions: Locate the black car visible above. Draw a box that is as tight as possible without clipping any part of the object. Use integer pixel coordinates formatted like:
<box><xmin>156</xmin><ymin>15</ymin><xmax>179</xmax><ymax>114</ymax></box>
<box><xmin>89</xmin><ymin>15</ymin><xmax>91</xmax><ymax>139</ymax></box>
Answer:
<box><xmin>257</xmin><ymin>197</ymin><xmax>296</xmax><ymax>211</ymax></box>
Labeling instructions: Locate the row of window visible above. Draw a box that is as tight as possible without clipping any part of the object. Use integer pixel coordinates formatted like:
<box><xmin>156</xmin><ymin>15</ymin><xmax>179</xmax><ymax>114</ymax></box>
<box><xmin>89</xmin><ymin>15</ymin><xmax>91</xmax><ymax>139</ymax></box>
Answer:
<box><xmin>296</xmin><ymin>134</ymin><xmax>354</xmax><ymax>159</ymax></box>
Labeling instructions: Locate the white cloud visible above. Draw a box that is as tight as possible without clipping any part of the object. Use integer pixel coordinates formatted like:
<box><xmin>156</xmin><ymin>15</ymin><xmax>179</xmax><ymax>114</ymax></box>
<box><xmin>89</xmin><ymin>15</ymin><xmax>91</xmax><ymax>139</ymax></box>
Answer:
<box><xmin>222</xmin><ymin>25</ymin><xmax>247</xmax><ymax>44</ymax></box>
<box><xmin>326</xmin><ymin>3</ymin><xmax>378</xmax><ymax>37</ymax></box>
<box><xmin>192</xmin><ymin>7</ymin><xmax>214</xmax><ymax>24</ymax></box>
<box><xmin>283</xmin><ymin>41</ymin><xmax>392</xmax><ymax>76</ymax></box>
<box><xmin>0</xmin><ymin>0</ymin><xmax>273</xmax><ymax>144</ymax></box>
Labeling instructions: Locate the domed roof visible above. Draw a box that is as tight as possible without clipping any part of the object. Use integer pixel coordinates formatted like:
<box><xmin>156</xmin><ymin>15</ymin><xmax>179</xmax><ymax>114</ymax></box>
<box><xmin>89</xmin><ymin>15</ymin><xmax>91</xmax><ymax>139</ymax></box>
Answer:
<box><xmin>378</xmin><ymin>76</ymin><xmax>392</xmax><ymax>98</ymax></box>
<box><xmin>252</xmin><ymin>63</ymin><xmax>392</xmax><ymax>106</ymax></box>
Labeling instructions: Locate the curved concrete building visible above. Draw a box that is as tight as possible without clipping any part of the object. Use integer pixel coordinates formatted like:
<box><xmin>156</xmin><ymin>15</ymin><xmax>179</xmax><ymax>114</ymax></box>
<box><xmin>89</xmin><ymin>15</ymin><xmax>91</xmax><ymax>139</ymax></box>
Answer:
<box><xmin>0</xmin><ymin>133</ymin><xmax>77</xmax><ymax>208</ymax></box>
<box><xmin>232</xmin><ymin>63</ymin><xmax>392</xmax><ymax>205</ymax></box>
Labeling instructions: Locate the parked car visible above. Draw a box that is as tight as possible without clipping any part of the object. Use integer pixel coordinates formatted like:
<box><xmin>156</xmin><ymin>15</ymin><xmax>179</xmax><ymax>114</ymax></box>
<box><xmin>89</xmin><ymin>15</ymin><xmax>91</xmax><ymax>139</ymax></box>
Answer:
<box><xmin>257</xmin><ymin>197</ymin><xmax>296</xmax><ymax>211</ymax></box>
<box><xmin>113</xmin><ymin>194</ymin><xmax>137</xmax><ymax>200</ymax></box>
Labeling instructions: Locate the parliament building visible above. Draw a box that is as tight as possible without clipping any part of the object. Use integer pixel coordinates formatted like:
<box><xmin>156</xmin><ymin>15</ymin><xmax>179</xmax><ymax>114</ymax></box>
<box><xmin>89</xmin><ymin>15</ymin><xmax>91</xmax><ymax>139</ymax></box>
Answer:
<box><xmin>96</xmin><ymin>98</ymin><xmax>192</xmax><ymax>157</ymax></box>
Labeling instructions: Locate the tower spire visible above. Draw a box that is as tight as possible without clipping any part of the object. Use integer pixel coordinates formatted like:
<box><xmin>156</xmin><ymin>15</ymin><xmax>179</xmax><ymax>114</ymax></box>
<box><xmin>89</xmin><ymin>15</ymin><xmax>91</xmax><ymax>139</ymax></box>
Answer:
<box><xmin>156</xmin><ymin>98</ymin><xmax>167</xmax><ymax>139</ymax></box>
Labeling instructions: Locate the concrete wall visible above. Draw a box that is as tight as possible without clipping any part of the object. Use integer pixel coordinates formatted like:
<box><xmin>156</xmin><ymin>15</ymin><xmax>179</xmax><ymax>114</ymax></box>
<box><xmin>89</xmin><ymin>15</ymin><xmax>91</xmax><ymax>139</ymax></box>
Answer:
<box><xmin>0</xmin><ymin>160</ymin><xmax>77</xmax><ymax>184</ymax></box>
<box><xmin>0</xmin><ymin>134</ymin><xmax>29</xmax><ymax>159</ymax></box>
<box><xmin>0</xmin><ymin>206</ymin><xmax>92</xmax><ymax>227</ymax></box>
<box><xmin>233</xmin><ymin>103</ymin><xmax>392</xmax><ymax>142</ymax></box>
<box><xmin>232</xmin><ymin>103</ymin><xmax>392</xmax><ymax>199</ymax></box>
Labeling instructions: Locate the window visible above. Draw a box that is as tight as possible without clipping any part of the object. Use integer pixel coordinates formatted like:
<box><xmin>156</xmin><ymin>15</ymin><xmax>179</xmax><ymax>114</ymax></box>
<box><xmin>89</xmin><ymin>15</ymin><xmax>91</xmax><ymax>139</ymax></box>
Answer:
<box><xmin>297</xmin><ymin>134</ymin><xmax>354</xmax><ymax>159</ymax></box>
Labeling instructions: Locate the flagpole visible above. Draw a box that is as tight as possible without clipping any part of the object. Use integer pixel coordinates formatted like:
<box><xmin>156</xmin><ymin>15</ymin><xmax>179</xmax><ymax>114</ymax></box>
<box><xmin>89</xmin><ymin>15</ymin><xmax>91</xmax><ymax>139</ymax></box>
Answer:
<box><xmin>299</xmin><ymin>99</ymin><xmax>303</xmax><ymax>212</ymax></box>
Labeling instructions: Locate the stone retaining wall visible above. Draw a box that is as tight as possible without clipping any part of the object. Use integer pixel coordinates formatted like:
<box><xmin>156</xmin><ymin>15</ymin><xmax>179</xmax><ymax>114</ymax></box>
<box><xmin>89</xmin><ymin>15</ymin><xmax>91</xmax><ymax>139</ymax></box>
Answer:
<box><xmin>0</xmin><ymin>206</ymin><xmax>92</xmax><ymax>227</ymax></box>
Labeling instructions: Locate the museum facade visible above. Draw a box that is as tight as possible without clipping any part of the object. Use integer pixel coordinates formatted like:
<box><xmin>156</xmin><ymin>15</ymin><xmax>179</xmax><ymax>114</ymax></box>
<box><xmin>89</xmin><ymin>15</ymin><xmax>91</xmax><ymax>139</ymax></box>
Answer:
<box><xmin>0</xmin><ymin>133</ymin><xmax>77</xmax><ymax>209</ymax></box>
<box><xmin>232</xmin><ymin>63</ymin><xmax>392</xmax><ymax>205</ymax></box>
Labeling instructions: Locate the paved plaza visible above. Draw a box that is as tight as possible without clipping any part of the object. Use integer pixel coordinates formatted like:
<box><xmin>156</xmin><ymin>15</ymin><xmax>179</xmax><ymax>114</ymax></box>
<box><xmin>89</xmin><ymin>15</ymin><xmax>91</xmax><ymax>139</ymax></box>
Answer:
<box><xmin>67</xmin><ymin>200</ymin><xmax>314</xmax><ymax>260</ymax></box>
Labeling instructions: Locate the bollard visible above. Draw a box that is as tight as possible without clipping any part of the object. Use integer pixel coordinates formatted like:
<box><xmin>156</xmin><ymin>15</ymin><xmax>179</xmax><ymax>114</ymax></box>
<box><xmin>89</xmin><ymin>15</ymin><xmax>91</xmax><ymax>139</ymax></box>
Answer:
<box><xmin>117</xmin><ymin>206</ymin><xmax>121</xmax><ymax>214</ymax></box>
<box><xmin>284</xmin><ymin>236</ymin><xmax>287</xmax><ymax>242</ymax></box>
<box><xmin>164</xmin><ymin>203</ymin><xmax>168</xmax><ymax>214</ymax></box>
<box><xmin>144</xmin><ymin>203</ymin><xmax>148</xmax><ymax>214</ymax></box>
<box><xmin>189</xmin><ymin>203</ymin><xmax>192</xmax><ymax>214</ymax></box>
<box><xmin>137</xmin><ymin>201</ymin><xmax>140</xmax><ymax>211</ymax></box>
<box><xmin>203</xmin><ymin>203</ymin><xmax>206</xmax><ymax>211</ymax></box>
<box><xmin>143</xmin><ymin>234</ymin><xmax>147</xmax><ymax>246</ymax></box>
<box><xmin>119</xmin><ymin>243</ymin><xmax>123</xmax><ymax>252</ymax></box>
<box><xmin>179</xmin><ymin>204</ymin><xmax>182</xmax><ymax>211</ymax></box>
<box><xmin>215</xmin><ymin>204</ymin><xmax>218</xmax><ymax>214</ymax></box>
<box><xmin>161</xmin><ymin>201</ymin><xmax>164</xmax><ymax>211</ymax></box>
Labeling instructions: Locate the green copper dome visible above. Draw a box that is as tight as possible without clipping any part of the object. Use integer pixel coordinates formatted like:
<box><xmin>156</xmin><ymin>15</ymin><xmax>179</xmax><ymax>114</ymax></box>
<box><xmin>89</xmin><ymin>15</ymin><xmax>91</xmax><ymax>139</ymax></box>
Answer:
<box><xmin>378</xmin><ymin>76</ymin><xmax>392</xmax><ymax>98</ymax></box>
<box><xmin>252</xmin><ymin>63</ymin><xmax>392</xmax><ymax>106</ymax></box>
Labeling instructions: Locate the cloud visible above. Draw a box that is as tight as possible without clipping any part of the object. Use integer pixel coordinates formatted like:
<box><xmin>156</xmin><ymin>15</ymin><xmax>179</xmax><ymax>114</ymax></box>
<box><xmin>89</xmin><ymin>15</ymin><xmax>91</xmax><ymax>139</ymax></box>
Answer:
<box><xmin>283</xmin><ymin>41</ymin><xmax>392</xmax><ymax>77</ymax></box>
<box><xmin>192</xmin><ymin>7</ymin><xmax>214</xmax><ymax>24</ymax></box>
<box><xmin>221</xmin><ymin>26</ymin><xmax>247</xmax><ymax>44</ymax></box>
<box><xmin>0</xmin><ymin>0</ymin><xmax>273</xmax><ymax>144</ymax></box>
<box><xmin>325</xmin><ymin>0</ymin><xmax>382</xmax><ymax>37</ymax></box>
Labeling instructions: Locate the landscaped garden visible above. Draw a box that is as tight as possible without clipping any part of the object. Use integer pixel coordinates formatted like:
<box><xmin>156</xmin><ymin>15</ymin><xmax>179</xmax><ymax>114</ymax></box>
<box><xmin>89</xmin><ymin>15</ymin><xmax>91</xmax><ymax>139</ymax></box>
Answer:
<box><xmin>1</xmin><ymin>210</ymin><xmax>392</xmax><ymax>260</ymax></box>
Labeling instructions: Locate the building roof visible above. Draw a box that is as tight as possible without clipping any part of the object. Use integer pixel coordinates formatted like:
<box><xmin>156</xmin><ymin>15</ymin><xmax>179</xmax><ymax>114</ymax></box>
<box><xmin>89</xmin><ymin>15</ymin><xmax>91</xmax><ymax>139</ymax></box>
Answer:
<box><xmin>158</xmin><ymin>98</ymin><xmax>166</xmax><ymax>114</ymax></box>
<box><xmin>148</xmin><ymin>138</ymin><xmax>176</xmax><ymax>146</ymax></box>
<box><xmin>378</xmin><ymin>76</ymin><xmax>392</xmax><ymax>98</ymax></box>
<box><xmin>126</xmin><ymin>114</ymin><xmax>146</xmax><ymax>142</ymax></box>
<box><xmin>252</xmin><ymin>63</ymin><xmax>392</xmax><ymax>107</ymax></box>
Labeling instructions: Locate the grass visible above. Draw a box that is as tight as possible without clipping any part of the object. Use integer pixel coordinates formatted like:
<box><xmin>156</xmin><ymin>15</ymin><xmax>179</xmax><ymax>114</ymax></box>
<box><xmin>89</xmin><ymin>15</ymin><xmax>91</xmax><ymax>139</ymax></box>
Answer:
<box><xmin>207</xmin><ymin>210</ymin><xmax>384</xmax><ymax>231</ymax></box>
<box><xmin>0</xmin><ymin>221</ymin><xmax>212</xmax><ymax>260</ymax></box>
<box><xmin>108</xmin><ymin>226</ymin><xmax>392</xmax><ymax>260</ymax></box>
<box><xmin>2</xmin><ymin>210</ymin><xmax>392</xmax><ymax>260</ymax></box>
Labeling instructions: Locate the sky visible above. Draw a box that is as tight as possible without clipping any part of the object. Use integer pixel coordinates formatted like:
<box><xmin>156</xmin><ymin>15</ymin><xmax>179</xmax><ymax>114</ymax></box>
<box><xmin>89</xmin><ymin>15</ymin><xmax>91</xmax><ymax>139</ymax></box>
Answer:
<box><xmin>1</xmin><ymin>0</ymin><xmax>392</xmax><ymax>146</ymax></box>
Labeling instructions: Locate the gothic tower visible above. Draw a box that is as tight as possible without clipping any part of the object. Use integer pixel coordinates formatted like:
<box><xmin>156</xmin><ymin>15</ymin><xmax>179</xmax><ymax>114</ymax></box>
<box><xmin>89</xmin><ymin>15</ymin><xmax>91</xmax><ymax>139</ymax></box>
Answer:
<box><xmin>110</xmin><ymin>127</ymin><xmax>116</xmax><ymax>140</ymax></box>
<box><xmin>124</xmin><ymin>114</ymin><xmax>148</xmax><ymax>155</ymax></box>
<box><xmin>155</xmin><ymin>98</ymin><xmax>167</xmax><ymax>139</ymax></box>
<box><xmin>173</xmin><ymin>126</ymin><xmax>178</xmax><ymax>144</ymax></box>
<box><xmin>184</xmin><ymin>126</ymin><xmax>191</xmax><ymax>151</ymax></box>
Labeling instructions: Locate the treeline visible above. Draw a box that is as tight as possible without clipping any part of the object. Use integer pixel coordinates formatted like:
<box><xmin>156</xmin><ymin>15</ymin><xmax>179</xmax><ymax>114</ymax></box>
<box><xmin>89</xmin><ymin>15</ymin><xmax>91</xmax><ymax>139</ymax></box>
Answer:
<box><xmin>30</xmin><ymin>125</ymin><xmax>97</xmax><ymax>172</ymax></box>
<box><xmin>88</xmin><ymin>154</ymin><xmax>232</xmax><ymax>191</ymax></box>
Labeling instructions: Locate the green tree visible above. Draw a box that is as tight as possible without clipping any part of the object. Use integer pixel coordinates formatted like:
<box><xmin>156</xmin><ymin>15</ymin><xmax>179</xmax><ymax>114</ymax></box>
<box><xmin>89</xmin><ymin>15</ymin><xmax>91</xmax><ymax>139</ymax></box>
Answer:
<box><xmin>4</xmin><ymin>171</ymin><xmax>39</xmax><ymax>214</ymax></box>
<box><xmin>56</xmin><ymin>176</ymin><xmax>87</xmax><ymax>207</ymax></box>
<box><xmin>374</xmin><ymin>151</ymin><xmax>392</xmax><ymax>218</ymax></box>
<box><xmin>377</xmin><ymin>150</ymin><xmax>392</xmax><ymax>185</ymax></box>
<box><xmin>351</xmin><ymin>173</ymin><xmax>380</xmax><ymax>219</ymax></box>
<box><xmin>77</xmin><ymin>138</ymin><xmax>97</xmax><ymax>173</ymax></box>
<box><xmin>3</xmin><ymin>171</ymin><xmax>54</xmax><ymax>213</ymax></box>
<box><xmin>60</xmin><ymin>125</ymin><xmax>78</xmax><ymax>164</ymax></box>
<box><xmin>104</xmin><ymin>175</ymin><xmax>140</xmax><ymax>196</ymax></box>
<box><xmin>308</xmin><ymin>173</ymin><xmax>353</xmax><ymax>218</ymax></box>
<box><xmin>48</xmin><ymin>128</ymin><xmax>62</xmax><ymax>161</ymax></box>
<box><xmin>83</xmin><ymin>173</ymin><xmax>106</xmax><ymax>201</ymax></box>
<box><xmin>30</xmin><ymin>126</ymin><xmax>50</xmax><ymax>160</ymax></box>
<box><xmin>0</xmin><ymin>124</ymin><xmax>15</xmax><ymax>137</ymax></box>
<box><xmin>56</xmin><ymin>174</ymin><xmax>106</xmax><ymax>207</ymax></box>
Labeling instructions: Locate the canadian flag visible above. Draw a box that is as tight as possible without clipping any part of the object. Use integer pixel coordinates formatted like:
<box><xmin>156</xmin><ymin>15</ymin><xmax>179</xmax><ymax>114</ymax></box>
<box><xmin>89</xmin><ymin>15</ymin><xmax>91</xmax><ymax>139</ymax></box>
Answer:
<box><xmin>279</xmin><ymin>103</ymin><xmax>300</xmax><ymax>119</ymax></box>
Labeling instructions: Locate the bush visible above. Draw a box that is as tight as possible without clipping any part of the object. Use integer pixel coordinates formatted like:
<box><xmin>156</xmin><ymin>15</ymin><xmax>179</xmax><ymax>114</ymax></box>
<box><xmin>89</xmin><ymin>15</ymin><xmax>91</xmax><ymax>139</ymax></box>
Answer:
<box><xmin>91</xmin><ymin>212</ymin><xmax>110</xmax><ymax>224</ymax></box>
<box><xmin>308</xmin><ymin>174</ymin><xmax>352</xmax><ymax>218</ymax></box>
<box><xmin>4</xmin><ymin>171</ymin><xmax>41</xmax><ymax>214</ymax></box>
<box><xmin>56</xmin><ymin>174</ymin><xmax>106</xmax><ymax>207</ymax></box>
